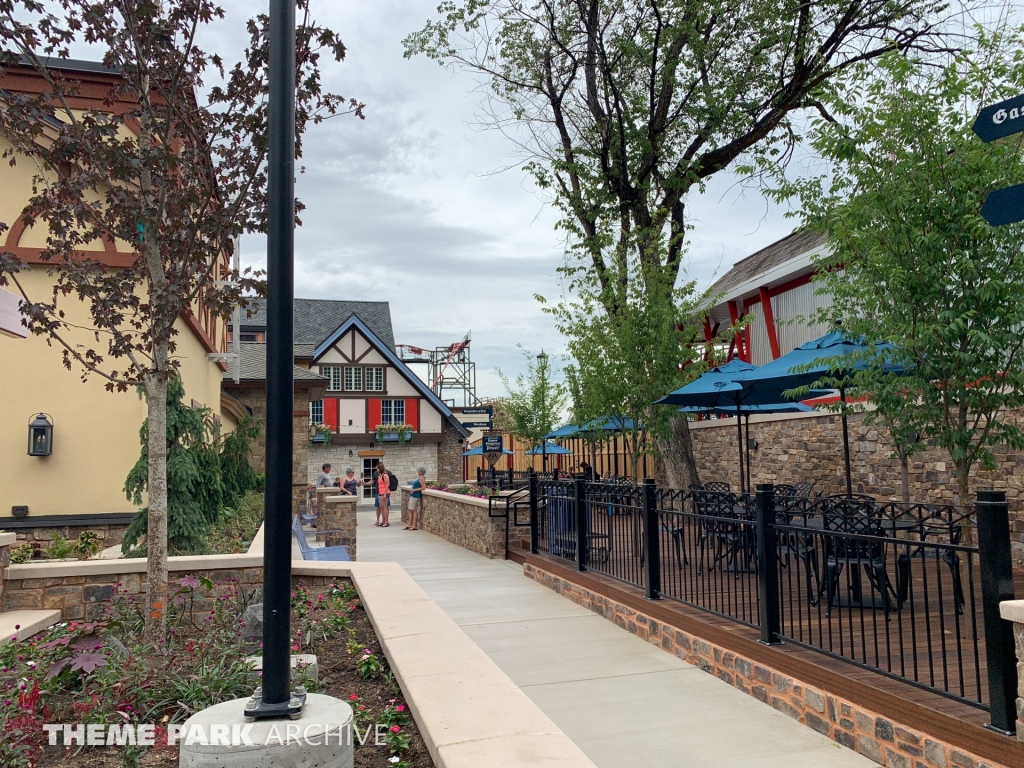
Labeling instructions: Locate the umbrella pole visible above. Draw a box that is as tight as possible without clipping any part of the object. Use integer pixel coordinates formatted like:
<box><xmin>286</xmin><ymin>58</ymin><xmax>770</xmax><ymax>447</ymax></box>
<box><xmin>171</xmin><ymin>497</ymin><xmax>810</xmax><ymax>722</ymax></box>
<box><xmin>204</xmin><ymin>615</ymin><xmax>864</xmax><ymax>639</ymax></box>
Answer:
<box><xmin>736</xmin><ymin>403</ymin><xmax>745</xmax><ymax>494</ymax></box>
<box><xmin>840</xmin><ymin>386</ymin><xmax>852</xmax><ymax>497</ymax></box>
<box><xmin>745</xmin><ymin>415</ymin><xmax>752</xmax><ymax>492</ymax></box>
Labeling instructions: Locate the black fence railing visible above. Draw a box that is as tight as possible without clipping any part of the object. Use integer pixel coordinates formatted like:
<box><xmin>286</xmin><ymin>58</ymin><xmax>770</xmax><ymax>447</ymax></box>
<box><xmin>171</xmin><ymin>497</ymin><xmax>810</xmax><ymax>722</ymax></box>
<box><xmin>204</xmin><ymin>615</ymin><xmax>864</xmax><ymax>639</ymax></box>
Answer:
<box><xmin>525</xmin><ymin>471</ymin><xmax>1018</xmax><ymax>729</ymax></box>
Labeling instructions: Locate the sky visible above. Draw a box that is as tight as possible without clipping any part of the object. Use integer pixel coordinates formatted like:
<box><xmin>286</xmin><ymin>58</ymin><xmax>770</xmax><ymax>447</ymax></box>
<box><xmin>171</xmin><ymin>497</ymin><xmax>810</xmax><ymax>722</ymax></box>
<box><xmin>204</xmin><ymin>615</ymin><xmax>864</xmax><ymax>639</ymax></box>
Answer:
<box><xmin>53</xmin><ymin>0</ymin><xmax>799</xmax><ymax>399</ymax></box>
<box><xmin>216</xmin><ymin>0</ymin><xmax>801</xmax><ymax>399</ymax></box>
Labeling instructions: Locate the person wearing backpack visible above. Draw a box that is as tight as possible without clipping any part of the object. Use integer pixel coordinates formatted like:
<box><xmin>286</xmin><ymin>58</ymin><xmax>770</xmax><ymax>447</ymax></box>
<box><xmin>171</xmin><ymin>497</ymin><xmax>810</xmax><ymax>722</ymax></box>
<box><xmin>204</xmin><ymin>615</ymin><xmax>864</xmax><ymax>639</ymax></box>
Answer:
<box><xmin>376</xmin><ymin>462</ymin><xmax>396</xmax><ymax>527</ymax></box>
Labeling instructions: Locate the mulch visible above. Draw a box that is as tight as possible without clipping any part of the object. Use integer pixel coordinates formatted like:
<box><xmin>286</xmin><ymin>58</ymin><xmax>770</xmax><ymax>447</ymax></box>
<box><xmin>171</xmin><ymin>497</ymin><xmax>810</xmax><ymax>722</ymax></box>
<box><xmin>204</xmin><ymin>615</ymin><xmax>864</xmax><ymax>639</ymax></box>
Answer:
<box><xmin>33</xmin><ymin>580</ymin><xmax>433</xmax><ymax>767</ymax></box>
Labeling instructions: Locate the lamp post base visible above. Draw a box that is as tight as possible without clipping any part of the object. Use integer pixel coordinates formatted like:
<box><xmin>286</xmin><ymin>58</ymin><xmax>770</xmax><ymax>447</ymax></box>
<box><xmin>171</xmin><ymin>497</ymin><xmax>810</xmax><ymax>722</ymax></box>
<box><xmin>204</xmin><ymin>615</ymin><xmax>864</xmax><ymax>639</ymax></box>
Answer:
<box><xmin>179</xmin><ymin>693</ymin><xmax>353</xmax><ymax>768</ymax></box>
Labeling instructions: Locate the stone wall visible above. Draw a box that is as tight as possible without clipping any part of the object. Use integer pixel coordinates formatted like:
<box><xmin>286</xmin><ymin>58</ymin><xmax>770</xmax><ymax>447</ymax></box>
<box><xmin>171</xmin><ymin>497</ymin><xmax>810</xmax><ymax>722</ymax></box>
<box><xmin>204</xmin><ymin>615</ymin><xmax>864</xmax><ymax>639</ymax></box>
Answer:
<box><xmin>689</xmin><ymin>411</ymin><xmax>1024</xmax><ymax>567</ymax></box>
<box><xmin>309</xmin><ymin>440</ymin><xmax>438</xmax><ymax>489</ymax></box>
<box><xmin>7</xmin><ymin>522</ymin><xmax>130</xmax><ymax>550</ymax></box>
<box><xmin>2</xmin><ymin>556</ymin><xmax>264</xmax><ymax>622</ymax></box>
<box><xmin>0</xmin><ymin>533</ymin><xmax>14</xmax><ymax>609</ymax></box>
<box><xmin>399</xmin><ymin>486</ymin><xmax>529</xmax><ymax>559</ymax></box>
<box><xmin>319</xmin><ymin>495</ymin><xmax>358</xmax><ymax>559</ymax></box>
<box><xmin>437</xmin><ymin>422</ymin><xmax>465</xmax><ymax>485</ymax></box>
<box><xmin>999</xmin><ymin>600</ymin><xmax>1024</xmax><ymax>741</ymax></box>
<box><xmin>526</xmin><ymin>561</ymin><xmax>1010</xmax><ymax>768</ymax></box>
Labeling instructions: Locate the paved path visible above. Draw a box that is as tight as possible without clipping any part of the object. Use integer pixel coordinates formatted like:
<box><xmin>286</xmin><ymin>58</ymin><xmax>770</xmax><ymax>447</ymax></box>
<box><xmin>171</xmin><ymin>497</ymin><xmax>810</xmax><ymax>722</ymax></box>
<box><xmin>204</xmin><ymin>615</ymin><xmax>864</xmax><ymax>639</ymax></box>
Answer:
<box><xmin>355</xmin><ymin>510</ymin><xmax>873</xmax><ymax>768</ymax></box>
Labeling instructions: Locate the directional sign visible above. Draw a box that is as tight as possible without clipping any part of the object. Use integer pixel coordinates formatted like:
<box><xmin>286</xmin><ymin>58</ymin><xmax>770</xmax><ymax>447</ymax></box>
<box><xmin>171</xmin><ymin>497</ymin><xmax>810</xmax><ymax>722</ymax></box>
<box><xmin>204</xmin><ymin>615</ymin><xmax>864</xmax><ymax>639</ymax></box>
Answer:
<box><xmin>981</xmin><ymin>183</ymin><xmax>1024</xmax><ymax>226</ymax></box>
<box><xmin>972</xmin><ymin>94</ymin><xmax>1024</xmax><ymax>143</ymax></box>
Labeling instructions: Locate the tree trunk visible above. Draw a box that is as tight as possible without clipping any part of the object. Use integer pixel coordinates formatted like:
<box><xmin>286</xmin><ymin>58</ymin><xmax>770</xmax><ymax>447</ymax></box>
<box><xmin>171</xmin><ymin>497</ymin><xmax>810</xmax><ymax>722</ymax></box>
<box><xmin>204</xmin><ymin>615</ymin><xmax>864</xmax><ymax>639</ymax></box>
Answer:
<box><xmin>658</xmin><ymin>413</ymin><xmax>701</xmax><ymax>491</ymax></box>
<box><xmin>144</xmin><ymin>343</ymin><xmax>169</xmax><ymax>650</ymax></box>
<box><xmin>899</xmin><ymin>450</ymin><xmax>910</xmax><ymax>503</ymax></box>
<box><xmin>954</xmin><ymin>458</ymin><xmax>973</xmax><ymax>546</ymax></box>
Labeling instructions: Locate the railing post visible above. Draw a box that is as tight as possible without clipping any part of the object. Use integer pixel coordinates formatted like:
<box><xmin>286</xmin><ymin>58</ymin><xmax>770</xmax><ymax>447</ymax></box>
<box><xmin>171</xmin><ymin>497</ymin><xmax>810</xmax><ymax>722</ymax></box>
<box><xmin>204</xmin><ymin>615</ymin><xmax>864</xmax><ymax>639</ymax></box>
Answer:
<box><xmin>976</xmin><ymin>489</ymin><xmax>1017</xmax><ymax>734</ymax></box>
<box><xmin>508</xmin><ymin>468</ymin><xmax>514</xmax><ymax>487</ymax></box>
<box><xmin>574</xmin><ymin>474</ymin><xmax>587</xmax><ymax>572</ymax></box>
<box><xmin>476</xmin><ymin>466</ymin><xmax>481</xmax><ymax>483</ymax></box>
<box><xmin>528</xmin><ymin>468</ymin><xmax>539</xmax><ymax>554</ymax></box>
<box><xmin>643</xmin><ymin>478</ymin><xmax>661</xmax><ymax>600</ymax></box>
<box><xmin>755</xmin><ymin>483</ymin><xmax>782</xmax><ymax>645</ymax></box>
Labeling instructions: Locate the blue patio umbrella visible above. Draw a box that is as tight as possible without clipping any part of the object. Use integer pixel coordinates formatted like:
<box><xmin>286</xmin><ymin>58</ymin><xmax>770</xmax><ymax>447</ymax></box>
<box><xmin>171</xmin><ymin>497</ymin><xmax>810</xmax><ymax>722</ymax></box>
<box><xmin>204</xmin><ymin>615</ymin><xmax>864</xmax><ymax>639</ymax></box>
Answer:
<box><xmin>525</xmin><ymin>440</ymin><xmax>572</xmax><ymax>456</ymax></box>
<box><xmin>657</xmin><ymin>359</ymin><xmax>823</xmax><ymax>492</ymax></box>
<box><xmin>732</xmin><ymin>330</ymin><xmax>903</xmax><ymax>496</ymax></box>
<box><xmin>544</xmin><ymin>424</ymin><xmax>581</xmax><ymax>439</ymax></box>
<box><xmin>461</xmin><ymin>445</ymin><xmax>513</xmax><ymax>456</ymax></box>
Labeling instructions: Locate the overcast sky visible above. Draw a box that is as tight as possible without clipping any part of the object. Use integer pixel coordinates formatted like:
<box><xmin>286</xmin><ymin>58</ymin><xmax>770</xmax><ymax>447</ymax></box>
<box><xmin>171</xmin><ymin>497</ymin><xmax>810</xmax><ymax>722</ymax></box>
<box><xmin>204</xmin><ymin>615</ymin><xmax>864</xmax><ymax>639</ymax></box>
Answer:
<box><xmin>211</xmin><ymin>1</ymin><xmax>799</xmax><ymax>398</ymax></box>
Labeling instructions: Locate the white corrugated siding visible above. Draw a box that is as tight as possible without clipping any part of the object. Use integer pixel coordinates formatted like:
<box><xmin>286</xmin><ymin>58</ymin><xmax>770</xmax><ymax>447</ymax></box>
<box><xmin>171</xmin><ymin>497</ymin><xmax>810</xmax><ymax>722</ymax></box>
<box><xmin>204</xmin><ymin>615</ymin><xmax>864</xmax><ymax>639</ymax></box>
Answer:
<box><xmin>771</xmin><ymin>280</ymin><xmax>834</xmax><ymax>356</ymax></box>
<box><xmin>745</xmin><ymin>301</ymin><xmax>773</xmax><ymax>366</ymax></box>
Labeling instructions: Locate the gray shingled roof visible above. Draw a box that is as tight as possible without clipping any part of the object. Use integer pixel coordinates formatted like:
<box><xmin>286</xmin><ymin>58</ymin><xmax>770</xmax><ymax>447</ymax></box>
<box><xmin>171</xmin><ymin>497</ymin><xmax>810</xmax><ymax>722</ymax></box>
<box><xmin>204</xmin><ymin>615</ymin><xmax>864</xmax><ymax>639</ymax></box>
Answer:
<box><xmin>226</xmin><ymin>343</ymin><xmax>328</xmax><ymax>383</ymax></box>
<box><xmin>710</xmin><ymin>230</ymin><xmax>828</xmax><ymax>296</ymax></box>
<box><xmin>236</xmin><ymin>299</ymin><xmax>395</xmax><ymax>351</ymax></box>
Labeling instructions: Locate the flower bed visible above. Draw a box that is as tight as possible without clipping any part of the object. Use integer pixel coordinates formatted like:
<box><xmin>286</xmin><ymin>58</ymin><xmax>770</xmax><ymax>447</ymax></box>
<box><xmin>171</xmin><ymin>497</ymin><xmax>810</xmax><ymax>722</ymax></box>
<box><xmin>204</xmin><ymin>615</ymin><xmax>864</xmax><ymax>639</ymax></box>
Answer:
<box><xmin>423</xmin><ymin>482</ymin><xmax>497</xmax><ymax>500</ymax></box>
<box><xmin>0</xmin><ymin>575</ymin><xmax>432</xmax><ymax>767</ymax></box>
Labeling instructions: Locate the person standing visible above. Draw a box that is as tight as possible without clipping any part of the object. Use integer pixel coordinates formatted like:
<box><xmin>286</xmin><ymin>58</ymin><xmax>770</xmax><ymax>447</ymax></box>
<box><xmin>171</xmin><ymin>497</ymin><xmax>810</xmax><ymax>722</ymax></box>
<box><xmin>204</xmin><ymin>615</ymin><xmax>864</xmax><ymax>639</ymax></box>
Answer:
<box><xmin>376</xmin><ymin>461</ymin><xmax>392</xmax><ymax>527</ymax></box>
<box><xmin>405</xmin><ymin>467</ymin><xmax>426</xmax><ymax>530</ymax></box>
<box><xmin>339</xmin><ymin>468</ymin><xmax>359</xmax><ymax>496</ymax></box>
<box><xmin>316</xmin><ymin>463</ymin><xmax>334</xmax><ymax>487</ymax></box>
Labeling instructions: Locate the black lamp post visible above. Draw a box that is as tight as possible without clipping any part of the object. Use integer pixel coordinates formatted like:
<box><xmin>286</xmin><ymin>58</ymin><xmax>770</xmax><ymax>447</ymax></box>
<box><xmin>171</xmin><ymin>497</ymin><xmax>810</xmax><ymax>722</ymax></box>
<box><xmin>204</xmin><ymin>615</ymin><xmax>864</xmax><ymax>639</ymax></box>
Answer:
<box><xmin>537</xmin><ymin>351</ymin><xmax>548</xmax><ymax>473</ymax></box>
<box><xmin>245</xmin><ymin>0</ymin><xmax>303</xmax><ymax>721</ymax></box>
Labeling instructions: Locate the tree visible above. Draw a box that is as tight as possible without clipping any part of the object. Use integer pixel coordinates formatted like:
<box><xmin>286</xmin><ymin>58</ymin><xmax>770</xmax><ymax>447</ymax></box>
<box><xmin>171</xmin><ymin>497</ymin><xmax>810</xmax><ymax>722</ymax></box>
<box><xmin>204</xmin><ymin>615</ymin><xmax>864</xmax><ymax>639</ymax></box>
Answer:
<box><xmin>543</xmin><ymin>259</ymin><xmax>710</xmax><ymax>481</ymax></box>
<box><xmin>405</xmin><ymin>0</ymin><xmax>956</xmax><ymax>481</ymax></box>
<box><xmin>779</xmin><ymin>37</ymin><xmax>1024</xmax><ymax>516</ymax></box>
<box><xmin>123</xmin><ymin>378</ymin><xmax>261</xmax><ymax>555</ymax></box>
<box><xmin>0</xmin><ymin>1</ymin><xmax>362</xmax><ymax>646</ymax></box>
<box><xmin>496</xmin><ymin>347</ymin><xmax>567</xmax><ymax>469</ymax></box>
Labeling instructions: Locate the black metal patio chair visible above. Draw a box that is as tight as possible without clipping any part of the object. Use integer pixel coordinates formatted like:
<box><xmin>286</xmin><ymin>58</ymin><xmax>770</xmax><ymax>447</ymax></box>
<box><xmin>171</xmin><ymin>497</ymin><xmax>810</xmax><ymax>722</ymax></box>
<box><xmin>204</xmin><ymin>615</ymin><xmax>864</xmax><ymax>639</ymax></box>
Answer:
<box><xmin>820</xmin><ymin>498</ymin><xmax>907</xmax><ymax>618</ymax></box>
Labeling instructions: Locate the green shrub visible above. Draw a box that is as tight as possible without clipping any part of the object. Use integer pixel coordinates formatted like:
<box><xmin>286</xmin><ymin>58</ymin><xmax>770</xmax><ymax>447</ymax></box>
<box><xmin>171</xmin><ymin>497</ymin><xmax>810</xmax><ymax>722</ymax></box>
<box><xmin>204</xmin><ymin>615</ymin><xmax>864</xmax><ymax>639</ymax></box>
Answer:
<box><xmin>9</xmin><ymin>544</ymin><xmax>33</xmax><ymax>564</ymax></box>
<box><xmin>205</xmin><ymin>491</ymin><xmax>265</xmax><ymax>554</ymax></box>
<box><xmin>73</xmin><ymin>531</ymin><xmax>102</xmax><ymax>560</ymax></box>
<box><xmin>45</xmin><ymin>534</ymin><xmax>74</xmax><ymax>559</ymax></box>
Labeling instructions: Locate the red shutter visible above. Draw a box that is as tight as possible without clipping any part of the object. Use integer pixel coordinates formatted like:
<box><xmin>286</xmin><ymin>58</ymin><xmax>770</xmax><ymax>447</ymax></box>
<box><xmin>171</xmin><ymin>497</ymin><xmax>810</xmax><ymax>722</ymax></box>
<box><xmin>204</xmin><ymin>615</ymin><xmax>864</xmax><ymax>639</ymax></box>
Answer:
<box><xmin>323</xmin><ymin>398</ymin><xmax>338</xmax><ymax>432</ymax></box>
<box><xmin>367</xmin><ymin>398</ymin><xmax>382</xmax><ymax>430</ymax></box>
<box><xmin>405</xmin><ymin>399</ymin><xmax>419</xmax><ymax>430</ymax></box>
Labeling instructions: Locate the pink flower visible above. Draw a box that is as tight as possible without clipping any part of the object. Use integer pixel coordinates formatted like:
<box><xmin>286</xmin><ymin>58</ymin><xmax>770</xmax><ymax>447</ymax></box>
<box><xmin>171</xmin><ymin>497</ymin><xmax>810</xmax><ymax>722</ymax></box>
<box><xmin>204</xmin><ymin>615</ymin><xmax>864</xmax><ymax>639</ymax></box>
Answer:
<box><xmin>348</xmin><ymin>694</ymin><xmax>358</xmax><ymax>701</ymax></box>
<box><xmin>389</xmin><ymin>725</ymin><xmax>401</xmax><ymax>733</ymax></box>
<box><xmin>395</xmin><ymin>705</ymin><xmax>405</xmax><ymax>712</ymax></box>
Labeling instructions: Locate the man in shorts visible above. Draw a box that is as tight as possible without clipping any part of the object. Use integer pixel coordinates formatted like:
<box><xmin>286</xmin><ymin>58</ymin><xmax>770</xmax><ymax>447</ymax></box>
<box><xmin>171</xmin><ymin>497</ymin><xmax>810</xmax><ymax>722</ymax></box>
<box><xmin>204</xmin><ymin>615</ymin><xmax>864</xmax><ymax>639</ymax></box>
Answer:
<box><xmin>405</xmin><ymin>467</ymin><xmax>426</xmax><ymax>530</ymax></box>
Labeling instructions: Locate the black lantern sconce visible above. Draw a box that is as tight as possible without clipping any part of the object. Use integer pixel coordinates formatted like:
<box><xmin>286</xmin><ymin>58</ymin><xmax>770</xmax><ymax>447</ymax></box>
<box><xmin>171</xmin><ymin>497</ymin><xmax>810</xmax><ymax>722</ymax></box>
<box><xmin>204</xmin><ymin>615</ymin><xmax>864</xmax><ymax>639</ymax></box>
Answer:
<box><xmin>307</xmin><ymin>421</ymin><xmax>318</xmax><ymax>442</ymax></box>
<box><xmin>27</xmin><ymin>413</ymin><xmax>53</xmax><ymax>456</ymax></box>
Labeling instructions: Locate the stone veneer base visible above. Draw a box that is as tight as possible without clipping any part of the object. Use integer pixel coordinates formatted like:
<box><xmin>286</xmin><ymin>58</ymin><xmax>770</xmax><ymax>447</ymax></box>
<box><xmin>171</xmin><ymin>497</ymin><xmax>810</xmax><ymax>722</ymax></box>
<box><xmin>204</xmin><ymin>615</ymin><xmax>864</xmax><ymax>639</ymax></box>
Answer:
<box><xmin>524</xmin><ymin>561</ymin><xmax>1015</xmax><ymax>768</ymax></box>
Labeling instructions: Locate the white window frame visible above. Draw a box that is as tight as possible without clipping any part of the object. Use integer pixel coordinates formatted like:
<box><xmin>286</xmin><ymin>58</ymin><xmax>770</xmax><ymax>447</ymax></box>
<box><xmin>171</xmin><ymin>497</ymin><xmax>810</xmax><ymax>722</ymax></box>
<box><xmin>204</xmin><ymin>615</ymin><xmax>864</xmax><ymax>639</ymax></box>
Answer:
<box><xmin>321</xmin><ymin>366</ymin><xmax>342</xmax><ymax>392</ymax></box>
<box><xmin>381</xmin><ymin>398</ymin><xmax>405</xmax><ymax>425</ymax></box>
<box><xmin>310</xmin><ymin>400</ymin><xmax>323</xmax><ymax>424</ymax></box>
<box><xmin>365</xmin><ymin>366</ymin><xmax>384</xmax><ymax>392</ymax></box>
<box><xmin>344</xmin><ymin>366</ymin><xmax>363</xmax><ymax>392</ymax></box>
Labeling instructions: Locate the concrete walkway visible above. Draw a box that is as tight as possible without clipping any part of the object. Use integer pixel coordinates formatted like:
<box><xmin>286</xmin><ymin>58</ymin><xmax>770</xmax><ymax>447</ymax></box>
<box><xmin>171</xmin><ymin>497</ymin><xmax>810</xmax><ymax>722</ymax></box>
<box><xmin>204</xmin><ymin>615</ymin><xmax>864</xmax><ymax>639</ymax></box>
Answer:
<box><xmin>356</xmin><ymin>510</ymin><xmax>873</xmax><ymax>768</ymax></box>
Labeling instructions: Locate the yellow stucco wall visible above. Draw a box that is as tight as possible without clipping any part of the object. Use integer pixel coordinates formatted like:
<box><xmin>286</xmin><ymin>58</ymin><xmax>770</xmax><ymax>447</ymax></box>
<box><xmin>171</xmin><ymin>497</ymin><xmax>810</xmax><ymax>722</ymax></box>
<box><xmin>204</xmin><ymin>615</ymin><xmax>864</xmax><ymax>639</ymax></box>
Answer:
<box><xmin>0</xmin><ymin>267</ymin><xmax>228</xmax><ymax>517</ymax></box>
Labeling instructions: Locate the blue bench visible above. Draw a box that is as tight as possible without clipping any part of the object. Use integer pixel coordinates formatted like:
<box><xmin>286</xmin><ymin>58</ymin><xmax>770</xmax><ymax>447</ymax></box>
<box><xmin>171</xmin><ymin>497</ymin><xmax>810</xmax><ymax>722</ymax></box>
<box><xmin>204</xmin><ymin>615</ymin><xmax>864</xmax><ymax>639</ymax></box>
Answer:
<box><xmin>292</xmin><ymin>515</ymin><xmax>352</xmax><ymax>561</ymax></box>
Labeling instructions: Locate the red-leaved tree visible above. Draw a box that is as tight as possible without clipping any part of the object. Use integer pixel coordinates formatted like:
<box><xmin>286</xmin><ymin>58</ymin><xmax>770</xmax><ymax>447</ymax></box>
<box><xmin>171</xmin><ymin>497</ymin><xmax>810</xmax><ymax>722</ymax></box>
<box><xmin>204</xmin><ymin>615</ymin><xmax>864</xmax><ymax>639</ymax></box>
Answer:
<box><xmin>0</xmin><ymin>0</ymin><xmax>363</xmax><ymax>648</ymax></box>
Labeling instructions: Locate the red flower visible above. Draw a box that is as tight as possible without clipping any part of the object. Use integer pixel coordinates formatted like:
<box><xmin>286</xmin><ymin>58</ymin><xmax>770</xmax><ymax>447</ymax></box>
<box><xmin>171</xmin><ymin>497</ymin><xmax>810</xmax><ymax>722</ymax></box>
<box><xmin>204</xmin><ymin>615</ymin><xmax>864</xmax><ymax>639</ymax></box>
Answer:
<box><xmin>389</xmin><ymin>725</ymin><xmax>401</xmax><ymax>733</ymax></box>
<box><xmin>348</xmin><ymin>694</ymin><xmax>358</xmax><ymax>701</ymax></box>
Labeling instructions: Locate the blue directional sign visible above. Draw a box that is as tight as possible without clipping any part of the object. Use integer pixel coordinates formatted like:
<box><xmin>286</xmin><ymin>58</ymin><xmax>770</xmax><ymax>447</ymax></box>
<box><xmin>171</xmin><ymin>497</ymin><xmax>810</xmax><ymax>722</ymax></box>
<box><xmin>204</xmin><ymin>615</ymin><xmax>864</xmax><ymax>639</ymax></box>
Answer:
<box><xmin>972</xmin><ymin>94</ymin><xmax>1024</xmax><ymax>143</ymax></box>
<box><xmin>482</xmin><ymin>435</ymin><xmax>503</xmax><ymax>453</ymax></box>
<box><xmin>981</xmin><ymin>184</ymin><xmax>1024</xmax><ymax>227</ymax></box>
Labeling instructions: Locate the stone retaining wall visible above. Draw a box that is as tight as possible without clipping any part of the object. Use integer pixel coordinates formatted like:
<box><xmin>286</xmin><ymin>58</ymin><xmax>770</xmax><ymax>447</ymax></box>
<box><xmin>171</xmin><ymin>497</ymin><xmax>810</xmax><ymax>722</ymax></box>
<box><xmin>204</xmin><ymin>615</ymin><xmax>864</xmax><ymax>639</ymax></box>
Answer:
<box><xmin>525</xmin><ymin>561</ymin><xmax>1010</xmax><ymax>768</ymax></box>
<box><xmin>999</xmin><ymin>601</ymin><xmax>1024</xmax><ymax>741</ymax></box>
<box><xmin>6</xmin><ymin>522</ymin><xmax>130</xmax><ymax>550</ymax></box>
<box><xmin>399</xmin><ymin>486</ymin><xmax>529</xmax><ymax>559</ymax></box>
<box><xmin>0</xmin><ymin>532</ymin><xmax>14</xmax><ymax>609</ymax></box>
<box><xmin>319</xmin><ymin>495</ymin><xmax>358</xmax><ymax>559</ymax></box>
<box><xmin>689</xmin><ymin>410</ymin><xmax>1024</xmax><ymax>567</ymax></box>
<box><xmin>2</xmin><ymin>555</ymin><xmax>265</xmax><ymax>622</ymax></box>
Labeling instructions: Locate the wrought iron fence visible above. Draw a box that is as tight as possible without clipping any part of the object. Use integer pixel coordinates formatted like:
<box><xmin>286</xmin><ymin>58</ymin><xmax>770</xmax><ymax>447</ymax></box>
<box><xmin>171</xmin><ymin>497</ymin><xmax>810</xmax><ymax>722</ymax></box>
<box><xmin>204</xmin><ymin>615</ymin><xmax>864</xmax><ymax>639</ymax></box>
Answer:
<box><xmin>654</xmin><ymin>488</ymin><xmax>761</xmax><ymax>627</ymax></box>
<box><xmin>526</xmin><ymin>473</ymin><xmax>1016</xmax><ymax>723</ymax></box>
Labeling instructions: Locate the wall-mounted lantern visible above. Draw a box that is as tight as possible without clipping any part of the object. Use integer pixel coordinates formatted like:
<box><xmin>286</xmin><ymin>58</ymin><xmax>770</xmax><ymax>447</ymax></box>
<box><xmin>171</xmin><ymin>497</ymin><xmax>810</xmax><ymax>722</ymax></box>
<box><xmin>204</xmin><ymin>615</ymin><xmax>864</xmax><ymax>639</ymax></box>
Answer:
<box><xmin>27</xmin><ymin>413</ymin><xmax>53</xmax><ymax>456</ymax></box>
